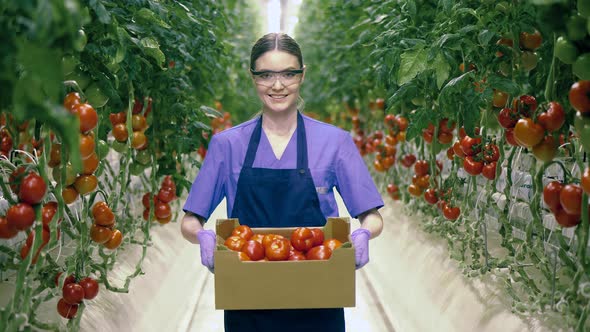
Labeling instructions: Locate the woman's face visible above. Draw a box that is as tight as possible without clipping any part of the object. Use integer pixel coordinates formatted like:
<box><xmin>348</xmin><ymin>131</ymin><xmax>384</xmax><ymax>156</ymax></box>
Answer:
<box><xmin>252</xmin><ymin>50</ymin><xmax>304</xmax><ymax>115</ymax></box>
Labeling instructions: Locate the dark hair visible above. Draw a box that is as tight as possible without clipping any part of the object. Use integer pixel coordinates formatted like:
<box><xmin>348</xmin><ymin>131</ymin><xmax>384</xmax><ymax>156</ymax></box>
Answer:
<box><xmin>250</xmin><ymin>33</ymin><xmax>303</xmax><ymax>70</ymax></box>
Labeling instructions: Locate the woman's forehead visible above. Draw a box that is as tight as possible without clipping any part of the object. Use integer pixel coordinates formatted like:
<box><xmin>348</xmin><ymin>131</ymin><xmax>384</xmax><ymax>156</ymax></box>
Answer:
<box><xmin>254</xmin><ymin>50</ymin><xmax>300</xmax><ymax>71</ymax></box>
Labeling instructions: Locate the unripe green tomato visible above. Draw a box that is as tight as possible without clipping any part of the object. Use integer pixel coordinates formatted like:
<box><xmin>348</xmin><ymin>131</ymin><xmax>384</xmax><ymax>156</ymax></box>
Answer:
<box><xmin>135</xmin><ymin>149</ymin><xmax>151</xmax><ymax>165</ymax></box>
<box><xmin>129</xmin><ymin>162</ymin><xmax>146</xmax><ymax>176</ymax></box>
<box><xmin>111</xmin><ymin>140</ymin><xmax>128</xmax><ymax>154</ymax></box>
<box><xmin>85</xmin><ymin>83</ymin><xmax>109</xmax><ymax>108</ymax></box>
<box><xmin>96</xmin><ymin>139</ymin><xmax>109</xmax><ymax>159</ymax></box>
<box><xmin>520</xmin><ymin>51</ymin><xmax>538</xmax><ymax>72</ymax></box>
<box><xmin>555</xmin><ymin>36</ymin><xmax>578</xmax><ymax>64</ymax></box>
<box><xmin>52</xmin><ymin>163</ymin><xmax>77</xmax><ymax>186</ymax></box>
<box><xmin>579</xmin><ymin>0</ymin><xmax>590</xmax><ymax>18</ymax></box>
<box><xmin>567</xmin><ymin>15</ymin><xmax>588</xmax><ymax>41</ymax></box>
<box><xmin>573</xmin><ymin>53</ymin><xmax>590</xmax><ymax>80</ymax></box>
<box><xmin>62</xmin><ymin>55</ymin><xmax>78</xmax><ymax>76</ymax></box>
<box><xmin>74</xmin><ymin>29</ymin><xmax>87</xmax><ymax>52</ymax></box>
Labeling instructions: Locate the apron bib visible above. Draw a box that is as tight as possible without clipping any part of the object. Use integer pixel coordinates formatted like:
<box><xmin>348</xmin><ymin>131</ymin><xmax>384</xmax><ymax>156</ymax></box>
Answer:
<box><xmin>226</xmin><ymin>112</ymin><xmax>345</xmax><ymax>332</ymax></box>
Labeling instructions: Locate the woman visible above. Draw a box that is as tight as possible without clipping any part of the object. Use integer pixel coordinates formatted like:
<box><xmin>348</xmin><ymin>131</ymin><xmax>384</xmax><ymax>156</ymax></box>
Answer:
<box><xmin>181</xmin><ymin>32</ymin><xmax>384</xmax><ymax>332</ymax></box>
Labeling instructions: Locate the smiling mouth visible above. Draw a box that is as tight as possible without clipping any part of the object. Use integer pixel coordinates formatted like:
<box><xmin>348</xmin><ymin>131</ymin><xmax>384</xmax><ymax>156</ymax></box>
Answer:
<box><xmin>268</xmin><ymin>94</ymin><xmax>288</xmax><ymax>99</ymax></box>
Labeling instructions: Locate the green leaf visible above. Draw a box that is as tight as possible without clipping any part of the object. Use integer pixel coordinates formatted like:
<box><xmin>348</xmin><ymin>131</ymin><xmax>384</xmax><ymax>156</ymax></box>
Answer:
<box><xmin>397</xmin><ymin>47</ymin><xmax>428</xmax><ymax>85</ymax></box>
<box><xmin>135</xmin><ymin>8</ymin><xmax>171</xmax><ymax>29</ymax></box>
<box><xmin>88</xmin><ymin>0</ymin><xmax>111</xmax><ymax>24</ymax></box>
<box><xmin>140</xmin><ymin>37</ymin><xmax>166</xmax><ymax>66</ymax></box>
<box><xmin>433</xmin><ymin>53</ymin><xmax>450</xmax><ymax>89</ymax></box>
<box><xmin>487</xmin><ymin>75</ymin><xmax>520</xmax><ymax>95</ymax></box>
<box><xmin>406</xmin><ymin>108</ymin><xmax>436</xmax><ymax>141</ymax></box>
<box><xmin>200</xmin><ymin>105</ymin><xmax>223</xmax><ymax>118</ymax></box>
<box><xmin>477</xmin><ymin>30</ymin><xmax>495</xmax><ymax>46</ymax></box>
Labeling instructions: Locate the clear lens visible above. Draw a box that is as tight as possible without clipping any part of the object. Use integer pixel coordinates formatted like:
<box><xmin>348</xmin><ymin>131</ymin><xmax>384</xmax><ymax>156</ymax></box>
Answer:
<box><xmin>253</xmin><ymin>70</ymin><xmax>302</xmax><ymax>87</ymax></box>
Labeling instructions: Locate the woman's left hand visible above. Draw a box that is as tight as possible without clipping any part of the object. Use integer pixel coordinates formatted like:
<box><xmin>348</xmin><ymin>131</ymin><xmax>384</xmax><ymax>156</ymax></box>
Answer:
<box><xmin>351</xmin><ymin>228</ymin><xmax>371</xmax><ymax>269</ymax></box>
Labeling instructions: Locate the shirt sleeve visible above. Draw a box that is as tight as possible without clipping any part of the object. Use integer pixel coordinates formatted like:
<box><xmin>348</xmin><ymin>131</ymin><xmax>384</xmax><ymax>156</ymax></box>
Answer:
<box><xmin>182</xmin><ymin>135</ymin><xmax>226</xmax><ymax>221</ymax></box>
<box><xmin>334</xmin><ymin>133</ymin><xmax>384</xmax><ymax>218</ymax></box>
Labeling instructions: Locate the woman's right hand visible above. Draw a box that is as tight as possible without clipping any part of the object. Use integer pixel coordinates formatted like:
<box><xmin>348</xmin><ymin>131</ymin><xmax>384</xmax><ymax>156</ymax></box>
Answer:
<box><xmin>196</xmin><ymin>229</ymin><xmax>216</xmax><ymax>273</ymax></box>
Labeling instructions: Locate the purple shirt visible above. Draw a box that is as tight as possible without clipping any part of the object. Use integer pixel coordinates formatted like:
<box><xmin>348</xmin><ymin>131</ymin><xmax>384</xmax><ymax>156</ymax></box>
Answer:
<box><xmin>183</xmin><ymin>114</ymin><xmax>384</xmax><ymax>221</ymax></box>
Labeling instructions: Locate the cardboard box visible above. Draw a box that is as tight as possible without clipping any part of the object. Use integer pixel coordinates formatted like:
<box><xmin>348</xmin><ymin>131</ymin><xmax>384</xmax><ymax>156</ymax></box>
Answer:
<box><xmin>214</xmin><ymin>217</ymin><xmax>356</xmax><ymax>310</ymax></box>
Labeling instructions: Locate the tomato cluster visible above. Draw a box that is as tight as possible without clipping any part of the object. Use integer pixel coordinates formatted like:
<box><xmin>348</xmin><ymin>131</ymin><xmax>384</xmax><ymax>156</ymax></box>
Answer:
<box><xmin>109</xmin><ymin>99</ymin><xmax>150</xmax><ymax>151</ymax></box>
<box><xmin>224</xmin><ymin>225</ymin><xmax>342</xmax><ymax>262</ymax></box>
<box><xmin>449</xmin><ymin>128</ymin><xmax>500</xmax><ymax>180</ymax></box>
<box><xmin>1</xmin><ymin>168</ymin><xmax>45</xmax><ymax>236</ymax></box>
<box><xmin>543</xmin><ymin>181</ymin><xmax>586</xmax><ymax>228</ymax></box>
<box><xmin>142</xmin><ymin>175</ymin><xmax>177</xmax><ymax>224</ymax></box>
<box><xmin>495</xmin><ymin>29</ymin><xmax>542</xmax><ymax>74</ymax></box>
<box><xmin>422</xmin><ymin>118</ymin><xmax>455</xmax><ymax>145</ymax></box>
<box><xmin>90</xmin><ymin>202</ymin><xmax>123</xmax><ymax>250</ymax></box>
<box><xmin>55</xmin><ymin>92</ymin><xmax>101</xmax><ymax>203</ymax></box>
<box><xmin>407</xmin><ymin>159</ymin><xmax>442</xmax><ymax>197</ymax></box>
<box><xmin>554</xmin><ymin>5</ymin><xmax>590</xmax><ymax>80</ymax></box>
<box><xmin>0</xmin><ymin>127</ymin><xmax>13</xmax><ymax>158</ymax></box>
<box><xmin>55</xmin><ymin>273</ymin><xmax>99</xmax><ymax>320</ymax></box>
<box><xmin>386</xmin><ymin>183</ymin><xmax>400</xmax><ymax>201</ymax></box>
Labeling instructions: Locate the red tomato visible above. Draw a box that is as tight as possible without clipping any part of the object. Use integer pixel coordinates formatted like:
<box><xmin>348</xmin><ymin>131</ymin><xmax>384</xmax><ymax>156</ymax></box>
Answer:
<box><xmin>519</xmin><ymin>30</ymin><xmax>542</xmax><ymax>50</ymax></box>
<box><xmin>452</xmin><ymin>141</ymin><xmax>465</xmax><ymax>158</ymax></box>
<box><xmin>57</xmin><ymin>298</ymin><xmax>79</xmax><ymax>319</ymax></box>
<box><xmin>532</xmin><ymin>136</ymin><xmax>557</xmax><ymax>162</ymax></box>
<box><xmin>460</xmin><ymin>136</ymin><xmax>482</xmax><ymax>156</ymax></box>
<box><xmin>262</xmin><ymin>234</ymin><xmax>285</xmax><ymax>248</ymax></box>
<box><xmin>323</xmin><ymin>238</ymin><xmax>343</xmax><ymax>251</ymax></box>
<box><xmin>443</xmin><ymin>205</ymin><xmax>461</xmax><ymax>220</ymax></box>
<box><xmin>161</xmin><ymin>175</ymin><xmax>176</xmax><ymax>191</ymax></box>
<box><xmin>414</xmin><ymin>160</ymin><xmax>429</xmax><ymax>176</ymax></box>
<box><xmin>288</xmin><ymin>252</ymin><xmax>307</xmax><ymax>261</ymax></box>
<box><xmin>408</xmin><ymin>184</ymin><xmax>423</xmax><ymax>197</ymax></box>
<box><xmin>437</xmin><ymin>131</ymin><xmax>453</xmax><ymax>144</ymax></box>
<box><xmin>73</xmin><ymin>175</ymin><xmax>98</xmax><ymax>195</ymax></box>
<box><xmin>543</xmin><ymin>181</ymin><xmax>564</xmax><ymax>212</ymax></box>
<box><xmin>63</xmin><ymin>283</ymin><xmax>85</xmax><ymax>305</ymax></box>
<box><xmin>415</xmin><ymin>174</ymin><xmax>430</xmax><ymax>189</ymax></box>
<box><xmin>446</xmin><ymin>147</ymin><xmax>454</xmax><ymax>160</ymax></box>
<box><xmin>238</xmin><ymin>252</ymin><xmax>251</xmax><ymax>261</ymax></box>
<box><xmin>537</xmin><ymin>102</ymin><xmax>565</xmax><ymax>132</ymax></box>
<box><xmin>241</xmin><ymin>240</ymin><xmax>265</xmax><ymax>261</ymax></box>
<box><xmin>79</xmin><ymin>134</ymin><xmax>95</xmax><ymax>159</ymax></box>
<box><xmin>109</xmin><ymin>112</ymin><xmax>126</xmax><ymax>126</ymax></box>
<box><xmin>81</xmin><ymin>152</ymin><xmax>99</xmax><ymax>175</ymax></box>
<box><xmin>560</xmin><ymin>184</ymin><xmax>583</xmax><ymax>215</ymax></box>
<box><xmin>306</xmin><ymin>245</ymin><xmax>332</xmax><ymax>260</ymax></box>
<box><xmin>497</xmin><ymin>107</ymin><xmax>519</xmax><ymax>129</ymax></box>
<box><xmin>582</xmin><ymin>167</ymin><xmax>590</xmax><ymax>194</ymax></box>
<box><xmin>131</xmin><ymin>115</ymin><xmax>148</xmax><ymax>132</ymax></box>
<box><xmin>231</xmin><ymin>225</ymin><xmax>254</xmax><ymax>241</ymax></box>
<box><xmin>512</xmin><ymin>95</ymin><xmax>537</xmax><ymax>117</ymax></box>
<box><xmin>6</xmin><ymin>203</ymin><xmax>36</xmax><ymax>231</ymax></box>
<box><xmin>265</xmin><ymin>237</ymin><xmax>291</xmax><ymax>261</ymax></box>
<box><xmin>224</xmin><ymin>235</ymin><xmax>246</xmax><ymax>251</ymax></box>
<box><xmin>79</xmin><ymin>277</ymin><xmax>99</xmax><ymax>300</ymax></box>
<box><xmin>71</xmin><ymin>103</ymin><xmax>98</xmax><ymax>133</ymax></box>
<box><xmin>387</xmin><ymin>183</ymin><xmax>399</xmax><ymax>194</ymax></box>
<box><xmin>483</xmin><ymin>144</ymin><xmax>500</xmax><ymax>163</ymax></box>
<box><xmin>423</xmin><ymin>188</ymin><xmax>439</xmax><ymax>204</ymax></box>
<box><xmin>63</xmin><ymin>92</ymin><xmax>81</xmax><ymax>111</ymax></box>
<box><xmin>54</xmin><ymin>273</ymin><xmax>76</xmax><ymax>288</ymax></box>
<box><xmin>0</xmin><ymin>216</ymin><xmax>18</xmax><ymax>239</ymax></box>
<box><xmin>62</xmin><ymin>186</ymin><xmax>79</xmax><ymax>204</ymax></box>
<box><xmin>112</xmin><ymin>123</ymin><xmax>128</xmax><ymax>142</ymax></box>
<box><xmin>131</xmin><ymin>131</ymin><xmax>148</xmax><ymax>150</ymax></box>
<box><xmin>250</xmin><ymin>233</ymin><xmax>265</xmax><ymax>244</ymax></box>
<box><xmin>513</xmin><ymin>118</ymin><xmax>544</xmax><ymax>148</ymax></box>
<box><xmin>569</xmin><ymin>81</ymin><xmax>590</xmax><ymax>113</ymax></box>
<box><xmin>396</xmin><ymin>116</ymin><xmax>409</xmax><ymax>131</ymax></box>
<box><xmin>157</xmin><ymin>187</ymin><xmax>176</xmax><ymax>203</ymax></box>
<box><xmin>90</xmin><ymin>224</ymin><xmax>113</xmax><ymax>244</ymax></box>
<box><xmin>401</xmin><ymin>154</ymin><xmax>416</xmax><ymax>168</ymax></box>
<box><xmin>104</xmin><ymin>229</ymin><xmax>123</xmax><ymax>250</ymax></box>
<box><xmin>482</xmin><ymin>162</ymin><xmax>497</xmax><ymax>180</ymax></box>
<box><xmin>154</xmin><ymin>201</ymin><xmax>171</xmax><ymax>219</ymax></box>
<box><xmin>504</xmin><ymin>128</ymin><xmax>519</xmax><ymax>146</ymax></box>
<box><xmin>463</xmin><ymin>156</ymin><xmax>484</xmax><ymax>176</ymax></box>
<box><xmin>41</xmin><ymin>202</ymin><xmax>59</xmax><ymax>226</ymax></box>
<box><xmin>554</xmin><ymin>206</ymin><xmax>581</xmax><ymax>228</ymax></box>
<box><xmin>18</xmin><ymin>172</ymin><xmax>47</xmax><ymax>205</ymax></box>
<box><xmin>310</xmin><ymin>228</ymin><xmax>325</xmax><ymax>247</ymax></box>
<box><xmin>291</xmin><ymin>228</ymin><xmax>314</xmax><ymax>252</ymax></box>
<box><xmin>48</xmin><ymin>143</ymin><xmax>61</xmax><ymax>167</ymax></box>
<box><xmin>492</xmin><ymin>90</ymin><xmax>509</xmax><ymax>108</ymax></box>
<box><xmin>157</xmin><ymin>214</ymin><xmax>172</xmax><ymax>224</ymax></box>
<box><xmin>92</xmin><ymin>202</ymin><xmax>115</xmax><ymax>227</ymax></box>
<box><xmin>439</xmin><ymin>118</ymin><xmax>456</xmax><ymax>133</ymax></box>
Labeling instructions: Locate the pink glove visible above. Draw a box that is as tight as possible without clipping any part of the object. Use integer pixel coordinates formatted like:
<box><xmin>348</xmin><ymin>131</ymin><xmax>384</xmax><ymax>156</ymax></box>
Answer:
<box><xmin>196</xmin><ymin>230</ymin><xmax>216</xmax><ymax>273</ymax></box>
<box><xmin>351</xmin><ymin>228</ymin><xmax>371</xmax><ymax>270</ymax></box>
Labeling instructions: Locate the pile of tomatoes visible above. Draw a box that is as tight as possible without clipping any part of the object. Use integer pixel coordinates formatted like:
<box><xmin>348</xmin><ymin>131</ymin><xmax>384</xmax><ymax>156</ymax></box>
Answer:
<box><xmin>56</xmin><ymin>92</ymin><xmax>100</xmax><ymax>204</ymax></box>
<box><xmin>55</xmin><ymin>273</ymin><xmax>99</xmax><ymax>319</ymax></box>
<box><xmin>223</xmin><ymin>225</ymin><xmax>343</xmax><ymax>262</ymax></box>
<box><xmin>142</xmin><ymin>175</ymin><xmax>177</xmax><ymax>224</ymax></box>
<box><xmin>90</xmin><ymin>201</ymin><xmax>123</xmax><ymax>250</ymax></box>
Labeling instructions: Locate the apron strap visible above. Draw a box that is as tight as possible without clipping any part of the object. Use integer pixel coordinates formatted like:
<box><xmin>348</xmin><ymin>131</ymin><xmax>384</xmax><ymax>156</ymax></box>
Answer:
<box><xmin>243</xmin><ymin>112</ymin><xmax>308</xmax><ymax>170</ymax></box>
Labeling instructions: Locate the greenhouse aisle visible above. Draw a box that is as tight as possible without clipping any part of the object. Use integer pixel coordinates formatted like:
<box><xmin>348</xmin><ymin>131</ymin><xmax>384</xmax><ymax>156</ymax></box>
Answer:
<box><xmin>121</xmin><ymin>192</ymin><xmax>553</xmax><ymax>332</ymax></box>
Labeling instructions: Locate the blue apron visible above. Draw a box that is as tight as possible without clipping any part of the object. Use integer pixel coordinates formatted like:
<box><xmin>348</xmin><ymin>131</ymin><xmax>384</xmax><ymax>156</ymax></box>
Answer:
<box><xmin>225</xmin><ymin>112</ymin><xmax>345</xmax><ymax>332</ymax></box>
